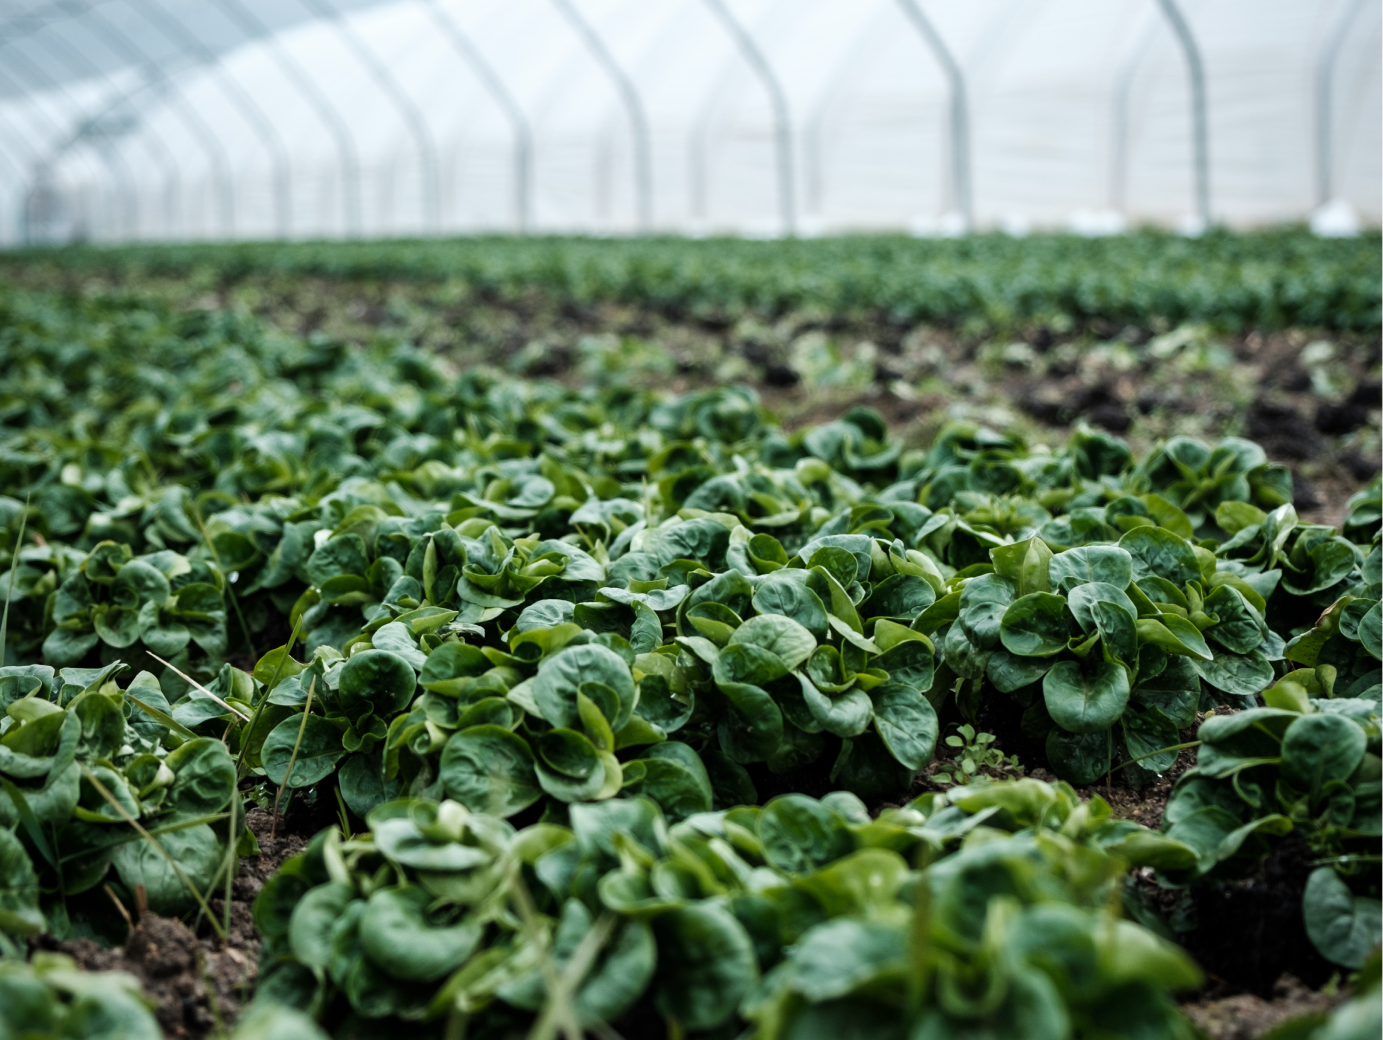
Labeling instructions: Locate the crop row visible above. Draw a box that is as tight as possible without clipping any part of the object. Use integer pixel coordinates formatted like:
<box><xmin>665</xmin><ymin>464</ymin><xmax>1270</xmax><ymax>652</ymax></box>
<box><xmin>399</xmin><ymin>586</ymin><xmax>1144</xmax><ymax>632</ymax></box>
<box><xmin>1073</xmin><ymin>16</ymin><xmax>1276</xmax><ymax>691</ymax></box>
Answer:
<box><xmin>6</xmin><ymin>228</ymin><xmax>1382</xmax><ymax>331</ymax></box>
<box><xmin>0</xmin><ymin>283</ymin><xmax>1377</xmax><ymax>1036</ymax></box>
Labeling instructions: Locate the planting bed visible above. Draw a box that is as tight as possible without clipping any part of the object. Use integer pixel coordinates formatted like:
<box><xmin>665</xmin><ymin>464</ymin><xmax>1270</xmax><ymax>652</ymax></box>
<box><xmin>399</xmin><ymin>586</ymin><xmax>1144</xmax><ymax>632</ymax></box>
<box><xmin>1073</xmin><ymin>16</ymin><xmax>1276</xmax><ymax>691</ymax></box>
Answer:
<box><xmin>0</xmin><ymin>233</ymin><xmax>1378</xmax><ymax>1040</ymax></box>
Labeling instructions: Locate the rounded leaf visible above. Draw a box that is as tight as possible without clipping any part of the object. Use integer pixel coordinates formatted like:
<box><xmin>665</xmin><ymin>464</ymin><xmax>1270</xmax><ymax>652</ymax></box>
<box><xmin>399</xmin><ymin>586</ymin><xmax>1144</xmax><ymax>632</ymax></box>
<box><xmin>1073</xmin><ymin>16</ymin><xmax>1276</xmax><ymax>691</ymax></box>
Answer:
<box><xmin>165</xmin><ymin>738</ymin><xmax>237</xmax><ymax>814</ymax></box>
<box><xmin>1043</xmin><ymin>660</ymin><xmax>1130</xmax><ymax>734</ymax></box>
<box><xmin>533</xmin><ymin>644</ymin><xmax>637</xmax><ymax>731</ymax></box>
<box><xmin>439</xmin><ymin>725</ymin><xmax>541</xmax><ymax>817</ymax></box>
<box><xmin>289</xmin><ymin>882</ymin><xmax>358</xmax><ymax>970</ymax></box>
<box><xmin>653</xmin><ymin>903</ymin><xmax>759</xmax><ymax>1031</ymax></box>
<box><xmin>262</xmin><ymin>714</ymin><xmax>346</xmax><ymax>788</ymax></box>
<box><xmin>1000</xmin><ymin>593</ymin><xmax>1070</xmax><ymax>658</ymax></box>
<box><xmin>758</xmin><ymin>794</ymin><xmax>854</xmax><ymax>875</ymax></box>
<box><xmin>337</xmin><ymin>650</ymin><xmax>417</xmax><ymax>715</ymax></box>
<box><xmin>1281</xmin><ymin>714</ymin><xmax>1366</xmax><ymax>796</ymax></box>
<box><xmin>728</xmin><ymin>614</ymin><xmax>817</xmax><ymax>671</ymax></box>
<box><xmin>361</xmin><ymin>885</ymin><xmax>482</xmax><ymax>982</ymax></box>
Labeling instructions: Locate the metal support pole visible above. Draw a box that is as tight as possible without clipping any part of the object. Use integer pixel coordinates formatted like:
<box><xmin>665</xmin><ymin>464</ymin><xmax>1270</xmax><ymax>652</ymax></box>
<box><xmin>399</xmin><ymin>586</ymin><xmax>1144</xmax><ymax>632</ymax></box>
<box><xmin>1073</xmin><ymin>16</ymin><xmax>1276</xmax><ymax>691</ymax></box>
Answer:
<box><xmin>1155</xmin><ymin>0</ymin><xmax>1209</xmax><ymax>229</ymax></box>
<box><xmin>299</xmin><ymin>0</ymin><xmax>441</xmax><ymax>233</ymax></box>
<box><xmin>424</xmin><ymin>0</ymin><xmax>532</xmax><ymax>232</ymax></box>
<box><xmin>83</xmin><ymin>2</ymin><xmax>237</xmax><ymax>237</ymax></box>
<box><xmin>210</xmin><ymin>0</ymin><xmax>360</xmax><ymax>235</ymax></box>
<box><xmin>1109</xmin><ymin>7</ymin><xmax>1162</xmax><ymax>214</ymax></box>
<box><xmin>702</xmin><ymin>0</ymin><xmax>794</xmax><ymax>235</ymax></box>
<box><xmin>896</xmin><ymin>0</ymin><xmax>971</xmax><ymax>229</ymax></box>
<box><xmin>0</xmin><ymin>42</ymin><xmax>138</xmax><ymax>239</ymax></box>
<box><xmin>22</xmin><ymin>7</ymin><xmax>188</xmax><ymax>237</ymax></box>
<box><xmin>1315</xmin><ymin>0</ymin><xmax>1368</xmax><ymax>206</ymax></box>
<box><xmin>551</xmin><ymin>0</ymin><xmax>652</xmax><ymax>231</ymax></box>
<box><xmin>135</xmin><ymin>0</ymin><xmax>294</xmax><ymax>236</ymax></box>
<box><xmin>0</xmin><ymin>49</ymin><xmax>134</xmax><ymax>241</ymax></box>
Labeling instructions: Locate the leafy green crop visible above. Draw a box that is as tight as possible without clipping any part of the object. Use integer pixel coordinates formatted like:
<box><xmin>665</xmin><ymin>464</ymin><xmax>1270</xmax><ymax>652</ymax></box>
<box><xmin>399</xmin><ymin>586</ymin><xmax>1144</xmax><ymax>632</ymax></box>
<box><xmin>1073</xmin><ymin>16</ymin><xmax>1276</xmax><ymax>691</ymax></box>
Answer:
<box><xmin>250</xmin><ymin>778</ymin><xmax>1203</xmax><ymax>1037</ymax></box>
<box><xmin>1158</xmin><ymin>661</ymin><xmax>1381</xmax><ymax>969</ymax></box>
<box><xmin>0</xmin><ymin>282</ymin><xmax>1376</xmax><ymax>908</ymax></box>
<box><xmin>0</xmin><ymin>657</ymin><xmax>241</xmax><ymax>932</ymax></box>
<box><xmin>0</xmin><ymin>274</ymin><xmax>1378</xmax><ymax>1035</ymax></box>
<box><xmin>0</xmin><ymin>951</ymin><xmax>160</xmax><ymax>1039</ymax></box>
<box><xmin>8</xmin><ymin>228</ymin><xmax>1380</xmax><ymax>332</ymax></box>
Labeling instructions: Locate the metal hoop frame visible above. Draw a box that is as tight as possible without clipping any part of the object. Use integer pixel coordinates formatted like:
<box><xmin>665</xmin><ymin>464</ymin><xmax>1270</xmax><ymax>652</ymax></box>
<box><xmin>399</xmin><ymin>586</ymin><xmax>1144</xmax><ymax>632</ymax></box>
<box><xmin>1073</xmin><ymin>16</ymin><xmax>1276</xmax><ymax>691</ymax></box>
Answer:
<box><xmin>1154</xmin><ymin>0</ymin><xmax>1210</xmax><ymax>228</ymax></box>
<box><xmin>1315</xmin><ymin>0</ymin><xmax>1370</xmax><ymax>207</ymax></box>
<box><xmin>895</xmin><ymin>0</ymin><xmax>972</xmax><ymax>228</ymax></box>
<box><xmin>132</xmin><ymin>0</ymin><xmax>294</xmax><ymax>236</ymax></box>
<box><xmin>424</xmin><ymin>0</ymin><xmax>532</xmax><ymax>233</ymax></box>
<box><xmin>702</xmin><ymin>0</ymin><xmax>795</xmax><ymax>235</ymax></box>
<box><xmin>551</xmin><ymin>0</ymin><xmax>652</xmax><ymax>231</ymax></box>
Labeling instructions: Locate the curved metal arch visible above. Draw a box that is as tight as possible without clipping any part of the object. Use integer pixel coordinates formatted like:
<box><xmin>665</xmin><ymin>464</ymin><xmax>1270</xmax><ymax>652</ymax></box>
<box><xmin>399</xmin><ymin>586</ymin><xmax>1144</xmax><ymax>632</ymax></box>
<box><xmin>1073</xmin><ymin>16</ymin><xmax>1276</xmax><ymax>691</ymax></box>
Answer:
<box><xmin>423</xmin><ymin>0</ymin><xmax>532</xmax><ymax>233</ymax></box>
<box><xmin>702</xmin><ymin>0</ymin><xmax>794</xmax><ymax>235</ymax></box>
<box><xmin>550</xmin><ymin>0</ymin><xmax>652</xmax><ymax>232</ymax></box>
<box><xmin>80</xmin><ymin>2</ymin><xmax>237</xmax><ymax>236</ymax></box>
<box><xmin>208</xmin><ymin>0</ymin><xmax>360</xmax><ymax>235</ymax></box>
<box><xmin>18</xmin><ymin>7</ymin><xmax>186</xmax><ymax>237</ymax></box>
<box><xmin>1109</xmin><ymin>5</ymin><xmax>1163</xmax><ymax>214</ymax></box>
<box><xmin>131</xmin><ymin>0</ymin><xmax>293</xmax><ymax>236</ymax></box>
<box><xmin>0</xmin><ymin>46</ymin><xmax>135</xmax><ymax>240</ymax></box>
<box><xmin>5</xmin><ymin>28</ymin><xmax>142</xmax><ymax>238</ymax></box>
<box><xmin>298</xmin><ymin>0</ymin><xmax>440</xmax><ymax>233</ymax></box>
<box><xmin>895</xmin><ymin>0</ymin><xmax>972</xmax><ymax>228</ymax></box>
<box><xmin>1154</xmin><ymin>0</ymin><xmax>1209</xmax><ymax>228</ymax></box>
<box><xmin>801</xmin><ymin>5</ymin><xmax>898</xmax><ymax>223</ymax></box>
<box><xmin>1316</xmin><ymin>0</ymin><xmax>1370</xmax><ymax>206</ymax></box>
<box><xmin>0</xmin><ymin>67</ymin><xmax>103</xmax><ymax>243</ymax></box>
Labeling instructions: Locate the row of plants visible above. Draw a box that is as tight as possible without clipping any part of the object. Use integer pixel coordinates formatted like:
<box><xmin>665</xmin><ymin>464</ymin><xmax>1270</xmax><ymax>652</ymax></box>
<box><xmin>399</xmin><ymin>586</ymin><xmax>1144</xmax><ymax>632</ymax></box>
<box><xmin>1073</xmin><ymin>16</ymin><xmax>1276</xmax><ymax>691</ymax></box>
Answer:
<box><xmin>0</xmin><ymin>282</ymin><xmax>1376</xmax><ymax>1035</ymax></box>
<box><xmin>250</xmin><ymin>781</ymin><xmax>1208</xmax><ymax>1037</ymax></box>
<box><xmin>6</xmin><ymin>228</ymin><xmax>1381</xmax><ymax>331</ymax></box>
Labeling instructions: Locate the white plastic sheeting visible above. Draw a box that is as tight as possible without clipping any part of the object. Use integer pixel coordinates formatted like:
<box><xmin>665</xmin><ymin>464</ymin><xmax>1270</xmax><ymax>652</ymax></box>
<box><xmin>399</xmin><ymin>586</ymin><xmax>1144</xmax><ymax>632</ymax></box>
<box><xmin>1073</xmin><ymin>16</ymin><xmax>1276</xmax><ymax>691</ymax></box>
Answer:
<box><xmin>0</xmin><ymin>0</ymin><xmax>1378</xmax><ymax>244</ymax></box>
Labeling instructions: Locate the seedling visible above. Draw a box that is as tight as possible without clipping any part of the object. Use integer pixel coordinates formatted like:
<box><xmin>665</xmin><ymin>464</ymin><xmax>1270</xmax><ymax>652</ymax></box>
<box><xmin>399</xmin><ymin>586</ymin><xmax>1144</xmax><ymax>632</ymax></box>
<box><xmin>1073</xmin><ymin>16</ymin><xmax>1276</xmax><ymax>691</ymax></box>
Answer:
<box><xmin>932</xmin><ymin>724</ymin><xmax>1023</xmax><ymax>786</ymax></box>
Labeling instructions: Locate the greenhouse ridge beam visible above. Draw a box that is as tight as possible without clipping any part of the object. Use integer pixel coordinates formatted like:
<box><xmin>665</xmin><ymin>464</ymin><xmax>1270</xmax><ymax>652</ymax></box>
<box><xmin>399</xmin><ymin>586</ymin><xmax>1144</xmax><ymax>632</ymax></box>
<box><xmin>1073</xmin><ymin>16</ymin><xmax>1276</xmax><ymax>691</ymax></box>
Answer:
<box><xmin>702</xmin><ymin>0</ymin><xmax>795</xmax><ymax>236</ymax></box>
<box><xmin>423</xmin><ymin>0</ymin><xmax>532</xmax><ymax>233</ymax></box>
<box><xmin>299</xmin><ymin>0</ymin><xmax>441</xmax><ymax>233</ymax></box>
<box><xmin>1155</xmin><ymin>0</ymin><xmax>1210</xmax><ymax>228</ymax></box>
<box><xmin>210</xmin><ymin>0</ymin><xmax>362</xmax><ymax>235</ymax></box>
<box><xmin>551</xmin><ymin>0</ymin><xmax>652</xmax><ymax>232</ymax></box>
<box><xmin>895</xmin><ymin>0</ymin><xmax>972</xmax><ymax>229</ymax></box>
<box><xmin>1316</xmin><ymin>0</ymin><xmax>1369</xmax><ymax>206</ymax></box>
<box><xmin>131</xmin><ymin>0</ymin><xmax>293</xmax><ymax>237</ymax></box>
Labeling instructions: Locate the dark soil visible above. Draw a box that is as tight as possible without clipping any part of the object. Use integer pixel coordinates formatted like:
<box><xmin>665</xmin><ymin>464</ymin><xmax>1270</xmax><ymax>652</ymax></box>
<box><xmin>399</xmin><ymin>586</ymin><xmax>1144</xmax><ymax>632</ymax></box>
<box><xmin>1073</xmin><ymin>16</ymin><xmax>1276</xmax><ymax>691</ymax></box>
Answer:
<box><xmin>1183</xmin><ymin>974</ymin><xmax>1343</xmax><ymax>1040</ymax></box>
<box><xmin>30</xmin><ymin>805</ymin><xmax>312</xmax><ymax>1036</ymax></box>
<box><xmin>1166</xmin><ymin>830</ymin><xmax>1336</xmax><ymax>999</ymax></box>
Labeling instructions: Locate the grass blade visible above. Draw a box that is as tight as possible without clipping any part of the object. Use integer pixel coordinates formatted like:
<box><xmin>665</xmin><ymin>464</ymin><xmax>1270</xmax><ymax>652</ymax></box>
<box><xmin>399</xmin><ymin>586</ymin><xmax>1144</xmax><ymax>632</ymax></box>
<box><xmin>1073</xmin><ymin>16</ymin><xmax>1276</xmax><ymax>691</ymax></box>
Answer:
<box><xmin>80</xmin><ymin>765</ymin><xmax>227</xmax><ymax>943</ymax></box>
<box><xmin>144</xmin><ymin>651</ymin><xmax>252</xmax><ymax>722</ymax></box>
<box><xmin>125</xmin><ymin>692</ymin><xmax>201</xmax><ymax>742</ymax></box>
<box><xmin>0</xmin><ymin>494</ymin><xmax>30</xmax><ymax>667</ymax></box>
<box><xmin>270</xmin><ymin>676</ymin><xmax>315</xmax><ymax>841</ymax></box>
<box><xmin>236</xmin><ymin>611</ymin><xmax>305</xmax><ymax>779</ymax></box>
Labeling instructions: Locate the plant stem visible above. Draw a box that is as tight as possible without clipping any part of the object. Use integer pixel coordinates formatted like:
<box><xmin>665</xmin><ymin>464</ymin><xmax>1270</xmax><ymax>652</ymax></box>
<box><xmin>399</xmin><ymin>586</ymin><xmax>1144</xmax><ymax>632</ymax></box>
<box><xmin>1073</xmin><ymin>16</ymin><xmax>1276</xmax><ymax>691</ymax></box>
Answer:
<box><xmin>235</xmin><ymin>611</ymin><xmax>305</xmax><ymax>780</ymax></box>
<box><xmin>1109</xmin><ymin>740</ymin><xmax>1202</xmax><ymax>774</ymax></box>
<box><xmin>270</xmin><ymin>677</ymin><xmax>315</xmax><ymax>842</ymax></box>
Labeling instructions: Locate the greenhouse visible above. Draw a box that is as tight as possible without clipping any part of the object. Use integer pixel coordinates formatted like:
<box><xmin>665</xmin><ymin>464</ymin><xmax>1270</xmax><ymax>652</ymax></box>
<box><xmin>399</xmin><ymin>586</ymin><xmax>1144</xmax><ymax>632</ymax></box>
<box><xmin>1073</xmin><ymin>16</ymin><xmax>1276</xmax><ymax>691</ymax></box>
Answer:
<box><xmin>0</xmin><ymin>0</ymin><xmax>1379</xmax><ymax>243</ymax></box>
<box><xmin>0</xmin><ymin>3</ymin><xmax>1380</xmax><ymax>1040</ymax></box>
